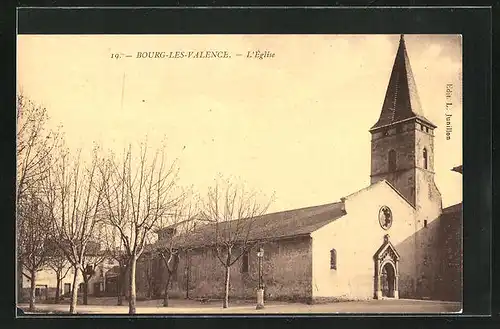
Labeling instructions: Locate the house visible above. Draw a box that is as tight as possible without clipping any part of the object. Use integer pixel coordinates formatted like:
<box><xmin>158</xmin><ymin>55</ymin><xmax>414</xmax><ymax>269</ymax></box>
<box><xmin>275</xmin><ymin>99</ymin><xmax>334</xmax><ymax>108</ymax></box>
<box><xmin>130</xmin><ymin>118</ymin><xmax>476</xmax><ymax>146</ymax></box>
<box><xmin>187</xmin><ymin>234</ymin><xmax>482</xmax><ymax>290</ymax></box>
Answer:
<box><xmin>19</xmin><ymin>243</ymin><xmax>122</xmax><ymax>301</ymax></box>
<box><xmin>19</xmin><ymin>262</ymin><xmax>74</xmax><ymax>302</ymax></box>
<box><xmin>134</xmin><ymin>35</ymin><xmax>462</xmax><ymax>303</ymax></box>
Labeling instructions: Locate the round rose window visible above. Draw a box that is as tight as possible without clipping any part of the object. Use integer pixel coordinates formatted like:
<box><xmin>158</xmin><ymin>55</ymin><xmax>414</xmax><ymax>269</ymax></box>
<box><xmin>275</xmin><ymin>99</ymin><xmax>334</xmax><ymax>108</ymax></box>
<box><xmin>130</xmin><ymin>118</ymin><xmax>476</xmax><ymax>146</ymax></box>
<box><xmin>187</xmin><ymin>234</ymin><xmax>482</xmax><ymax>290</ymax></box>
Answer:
<box><xmin>379</xmin><ymin>206</ymin><xmax>393</xmax><ymax>230</ymax></box>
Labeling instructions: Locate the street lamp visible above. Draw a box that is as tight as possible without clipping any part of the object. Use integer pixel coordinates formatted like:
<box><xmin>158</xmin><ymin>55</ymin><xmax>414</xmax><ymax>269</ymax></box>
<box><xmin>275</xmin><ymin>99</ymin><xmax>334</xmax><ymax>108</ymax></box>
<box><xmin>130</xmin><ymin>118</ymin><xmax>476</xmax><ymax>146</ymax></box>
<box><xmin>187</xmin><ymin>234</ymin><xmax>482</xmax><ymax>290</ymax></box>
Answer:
<box><xmin>256</xmin><ymin>247</ymin><xmax>264</xmax><ymax>310</ymax></box>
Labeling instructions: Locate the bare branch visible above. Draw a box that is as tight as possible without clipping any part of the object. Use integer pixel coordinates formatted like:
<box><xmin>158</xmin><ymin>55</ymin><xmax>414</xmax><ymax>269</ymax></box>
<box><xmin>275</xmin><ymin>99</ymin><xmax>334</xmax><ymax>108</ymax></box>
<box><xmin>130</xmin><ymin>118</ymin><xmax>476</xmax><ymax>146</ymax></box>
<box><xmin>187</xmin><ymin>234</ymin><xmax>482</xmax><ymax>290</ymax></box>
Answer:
<box><xmin>100</xmin><ymin>140</ymin><xmax>180</xmax><ymax>264</ymax></box>
<box><xmin>198</xmin><ymin>175</ymin><xmax>274</xmax><ymax>307</ymax></box>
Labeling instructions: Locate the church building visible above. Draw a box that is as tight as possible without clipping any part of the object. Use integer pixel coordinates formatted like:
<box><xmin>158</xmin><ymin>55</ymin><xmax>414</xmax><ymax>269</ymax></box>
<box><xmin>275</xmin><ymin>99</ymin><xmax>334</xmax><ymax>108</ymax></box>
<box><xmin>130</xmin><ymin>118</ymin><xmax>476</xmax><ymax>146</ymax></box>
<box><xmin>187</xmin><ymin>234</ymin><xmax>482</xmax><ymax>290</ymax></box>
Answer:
<box><xmin>136</xmin><ymin>35</ymin><xmax>462</xmax><ymax>303</ymax></box>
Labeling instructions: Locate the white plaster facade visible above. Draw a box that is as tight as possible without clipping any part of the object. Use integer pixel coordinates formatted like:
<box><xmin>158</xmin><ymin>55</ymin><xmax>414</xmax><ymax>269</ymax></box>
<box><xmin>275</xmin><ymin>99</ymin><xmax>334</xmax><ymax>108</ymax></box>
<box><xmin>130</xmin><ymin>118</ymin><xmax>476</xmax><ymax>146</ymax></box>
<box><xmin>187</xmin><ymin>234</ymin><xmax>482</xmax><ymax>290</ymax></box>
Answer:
<box><xmin>22</xmin><ymin>263</ymin><xmax>75</xmax><ymax>294</ymax></box>
<box><xmin>21</xmin><ymin>258</ymin><xmax>119</xmax><ymax>297</ymax></box>
<box><xmin>311</xmin><ymin>180</ymin><xmax>417</xmax><ymax>300</ymax></box>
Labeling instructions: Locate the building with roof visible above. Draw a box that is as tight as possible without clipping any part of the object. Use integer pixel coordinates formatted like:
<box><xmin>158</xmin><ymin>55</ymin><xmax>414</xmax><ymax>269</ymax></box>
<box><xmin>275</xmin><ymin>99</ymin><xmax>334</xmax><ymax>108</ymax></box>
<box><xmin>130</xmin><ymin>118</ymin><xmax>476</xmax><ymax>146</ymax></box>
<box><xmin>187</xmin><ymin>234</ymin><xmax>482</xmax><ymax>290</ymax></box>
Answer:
<box><xmin>134</xmin><ymin>35</ymin><xmax>462</xmax><ymax>303</ymax></box>
<box><xmin>19</xmin><ymin>242</ymin><xmax>121</xmax><ymax>302</ymax></box>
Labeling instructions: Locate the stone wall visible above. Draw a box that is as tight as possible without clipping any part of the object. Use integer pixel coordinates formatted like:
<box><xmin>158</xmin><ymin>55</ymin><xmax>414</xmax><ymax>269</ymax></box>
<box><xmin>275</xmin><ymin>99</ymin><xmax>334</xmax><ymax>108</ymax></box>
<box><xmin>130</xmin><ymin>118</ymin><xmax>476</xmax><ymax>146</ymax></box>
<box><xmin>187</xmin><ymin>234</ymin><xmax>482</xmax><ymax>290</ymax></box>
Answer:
<box><xmin>395</xmin><ymin>213</ymin><xmax>439</xmax><ymax>299</ymax></box>
<box><xmin>135</xmin><ymin>236</ymin><xmax>313</xmax><ymax>302</ymax></box>
<box><xmin>434</xmin><ymin>205</ymin><xmax>462</xmax><ymax>301</ymax></box>
<box><xmin>370</xmin><ymin>121</ymin><xmax>438</xmax><ymax>209</ymax></box>
<box><xmin>369</xmin><ymin>118</ymin><xmax>447</xmax><ymax>301</ymax></box>
<box><xmin>413</xmin><ymin>124</ymin><xmax>443</xmax><ymax>299</ymax></box>
<box><xmin>370</xmin><ymin>122</ymin><xmax>417</xmax><ymax>205</ymax></box>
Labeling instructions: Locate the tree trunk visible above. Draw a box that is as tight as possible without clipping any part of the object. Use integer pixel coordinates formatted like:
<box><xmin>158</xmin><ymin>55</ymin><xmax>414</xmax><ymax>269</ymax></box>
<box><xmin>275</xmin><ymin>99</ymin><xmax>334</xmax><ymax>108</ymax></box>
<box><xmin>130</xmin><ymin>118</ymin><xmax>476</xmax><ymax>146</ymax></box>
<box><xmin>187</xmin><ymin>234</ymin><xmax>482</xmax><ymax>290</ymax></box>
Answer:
<box><xmin>223</xmin><ymin>265</ymin><xmax>230</xmax><ymax>309</ymax></box>
<box><xmin>146</xmin><ymin>272</ymin><xmax>152</xmax><ymax>300</ymax></box>
<box><xmin>18</xmin><ymin>264</ymin><xmax>24</xmax><ymax>304</ymax></box>
<box><xmin>29</xmin><ymin>270</ymin><xmax>36</xmax><ymax>312</ymax></box>
<box><xmin>124</xmin><ymin>265</ymin><xmax>130</xmax><ymax>301</ymax></box>
<box><xmin>163</xmin><ymin>272</ymin><xmax>172</xmax><ymax>307</ymax></box>
<box><xmin>117</xmin><ymin>271</ymin><xmax>123</xmax><ymax>306</ymax></box>
<box><xmin>185</xmin><ymin>253</ymin><xmax>190</xmax><ymax>300</ymax></box>
<box><xmin>128</xmin><ymin>257</ymin><xmax>137</xmax><ymax>314</ymax></box>
<box><xmin>55</xmin><ymin>275</ymin><xmax>61</xmax><ymax>304</ymax></box>
<box><xmin>69</xmin><ymin>267</ymin><xmax>79</xmax><ymax>314</ymax></box>
<box><xmin>83</xmin><ymin>277</ymin><xmax>89</xmax><ymax>305</ymax></box>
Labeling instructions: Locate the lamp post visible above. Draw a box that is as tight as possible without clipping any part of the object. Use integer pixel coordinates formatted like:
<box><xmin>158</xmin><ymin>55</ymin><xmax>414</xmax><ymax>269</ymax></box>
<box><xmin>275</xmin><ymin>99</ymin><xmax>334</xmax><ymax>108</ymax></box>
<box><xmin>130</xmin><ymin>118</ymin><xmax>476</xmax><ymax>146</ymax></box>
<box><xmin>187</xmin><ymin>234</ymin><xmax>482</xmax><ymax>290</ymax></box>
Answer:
<box><xmin>256</xmin><ymin>248</ymin><xmax>264</xmax><ymax>310</ymax></box>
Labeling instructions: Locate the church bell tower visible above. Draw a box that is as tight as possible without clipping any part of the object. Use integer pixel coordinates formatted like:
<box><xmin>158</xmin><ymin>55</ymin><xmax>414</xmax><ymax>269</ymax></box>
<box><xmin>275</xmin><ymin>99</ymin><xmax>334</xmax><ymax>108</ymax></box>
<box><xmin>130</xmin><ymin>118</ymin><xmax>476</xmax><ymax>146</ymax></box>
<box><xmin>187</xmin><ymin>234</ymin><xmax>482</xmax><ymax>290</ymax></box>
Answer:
<box><xmin>369</xmin><ymin>35</ymin><xmax>442</xmax><ymax>214</ymax></box>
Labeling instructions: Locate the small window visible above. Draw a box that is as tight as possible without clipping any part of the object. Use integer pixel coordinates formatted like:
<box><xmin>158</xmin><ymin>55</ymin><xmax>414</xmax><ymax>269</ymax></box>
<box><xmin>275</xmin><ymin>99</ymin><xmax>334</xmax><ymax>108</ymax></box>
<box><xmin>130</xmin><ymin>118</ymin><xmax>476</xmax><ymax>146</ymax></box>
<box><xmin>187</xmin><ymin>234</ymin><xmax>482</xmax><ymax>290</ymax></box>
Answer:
<box><xmin>388</xmin><ymin>150</ymin><xmax>397</xmax><ymax>172</ymax></box>
<box><xmin>424</xmin><ymin>220</ymin><xmax>428</xmax><ymax>228</ymax></box>
<box><xmin>330</xmin><ymin>249</ymin><xmax>337</xmax><ymax>270</ymax></box>
<box><xmin>425</xmin><ymin>127</ymin><xmax>429</xmax><ymax>133</ymax></box>
<box><xmin>165</xmin><ymin>227</ymin><xmax>176</xmax><ymax>235</ymax></box>
<box><xmin>64</xmin><ymin>283</ymin><xmax>71</xmax><ymax>294</ymax></box>
<box><xmin>241</xmin><ymin>251</ymin><xmax>249</xmax><ymax>273</ymax></box>
<box><xmin>423</xmin><ymin>148</ymin><xmax>428</xmax><ymax>170</ymax></box>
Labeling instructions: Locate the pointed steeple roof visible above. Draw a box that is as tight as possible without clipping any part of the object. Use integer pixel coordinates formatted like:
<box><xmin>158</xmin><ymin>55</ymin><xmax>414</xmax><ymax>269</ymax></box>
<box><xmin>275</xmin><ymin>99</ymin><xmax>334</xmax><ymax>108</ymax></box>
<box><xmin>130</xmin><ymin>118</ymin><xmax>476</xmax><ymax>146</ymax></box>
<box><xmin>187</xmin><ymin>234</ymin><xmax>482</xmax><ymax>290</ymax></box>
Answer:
<box><xmin>370</xmin><ymin>35</ymin><xmax>436</xmax><ymax>131</ymax></box>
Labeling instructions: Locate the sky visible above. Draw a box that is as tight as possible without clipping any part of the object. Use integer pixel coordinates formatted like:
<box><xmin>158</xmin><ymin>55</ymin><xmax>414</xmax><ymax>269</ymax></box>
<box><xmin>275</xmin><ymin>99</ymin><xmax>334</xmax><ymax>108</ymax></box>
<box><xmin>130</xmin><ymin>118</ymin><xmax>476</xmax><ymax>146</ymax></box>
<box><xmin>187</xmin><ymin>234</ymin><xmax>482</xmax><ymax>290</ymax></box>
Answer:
<box><xmin>17</xmin><ymin>34</ymin><xmax>462</xmax><ymax>212</ymax></box>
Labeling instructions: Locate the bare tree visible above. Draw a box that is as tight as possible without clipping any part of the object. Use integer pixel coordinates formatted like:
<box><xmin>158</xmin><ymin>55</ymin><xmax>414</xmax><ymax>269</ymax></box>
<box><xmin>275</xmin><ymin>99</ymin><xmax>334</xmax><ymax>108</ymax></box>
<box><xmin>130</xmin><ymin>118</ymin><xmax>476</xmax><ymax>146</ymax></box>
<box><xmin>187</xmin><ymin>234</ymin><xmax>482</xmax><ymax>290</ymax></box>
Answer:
<box><xmin>42</xmin><ymin>146</ymin><xmax>106</xmax><ymax>314</ymax></box>
<box><xmin>200</xmin><ymin>177</ymin><xmax>273</xmax><ymax>308</ymax></box>
<box><xmin>79</xmin><ymin>239</ymin><xmax>107</xmax><ymax>305</ymax></box>
<box><xmin>16</xmin><ymin>93</ymin><xmax>61</xmax><ymax>309</ymax></box>
<box><xmin>100</xmin><ymin>142</ymin><xmax>179</xmax><ymax>314</ymax></box>
<box><xmin>16</xmin><ymin>93</ymin><xmax>60</xmax><ymax>203</ymax></box>
<box><xmin>46</xmin><ymin>241</ymin><xmax>71</xmax><ymax>304</ymax></box>
<box><xmin>17</xmin><ymin>191</ymin><xmax>53</xmax><ymax>311</ymax></box>
<box><xmin>155</xmin><ymin>194</ymin><xmax>199</xmax><ymax>307</ymax></box>
<box><xmin>102</xmin><ymin>226</ymin><xmax>129</xmax><ymax>306</ymax></box>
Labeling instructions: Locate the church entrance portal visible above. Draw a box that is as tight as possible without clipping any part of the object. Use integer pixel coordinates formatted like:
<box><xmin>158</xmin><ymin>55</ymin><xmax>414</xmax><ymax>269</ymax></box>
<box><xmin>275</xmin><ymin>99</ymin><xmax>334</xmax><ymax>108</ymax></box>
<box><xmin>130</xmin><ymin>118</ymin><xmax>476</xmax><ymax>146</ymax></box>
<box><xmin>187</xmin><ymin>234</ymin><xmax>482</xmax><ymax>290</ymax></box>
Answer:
<box><xmin>373</xmin><ymin>234</ymin><xmax>400</xmax><ymax>299</ymax></box>
<box><xmin>381</xmin><ymin>262</ymin><xmax>396</xmax><ymax>298</ymax></box>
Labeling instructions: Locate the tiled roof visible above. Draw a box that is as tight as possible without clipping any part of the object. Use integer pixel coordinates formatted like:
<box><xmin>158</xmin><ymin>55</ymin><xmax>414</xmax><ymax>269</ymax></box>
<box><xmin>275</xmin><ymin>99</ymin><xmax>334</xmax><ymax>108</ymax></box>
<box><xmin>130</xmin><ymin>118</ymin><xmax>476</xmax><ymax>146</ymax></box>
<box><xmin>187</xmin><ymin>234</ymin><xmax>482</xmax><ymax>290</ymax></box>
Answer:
<box><xmin>155</xmin><ymin>201</ymin><xmax>347</xmax><ymax>249</ymax></box>
<box><xmin>371</xmin><ymin>35</ymin><xmax>436</xmax><ymax>131</ymax></box>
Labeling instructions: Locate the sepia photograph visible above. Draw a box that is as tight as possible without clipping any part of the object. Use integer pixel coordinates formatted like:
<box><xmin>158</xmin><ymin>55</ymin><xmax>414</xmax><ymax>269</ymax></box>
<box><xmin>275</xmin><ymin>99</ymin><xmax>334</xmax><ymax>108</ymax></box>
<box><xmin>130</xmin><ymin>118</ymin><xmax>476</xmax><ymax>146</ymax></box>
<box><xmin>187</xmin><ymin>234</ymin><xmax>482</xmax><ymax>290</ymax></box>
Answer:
<box><xmin>16</xmin><ymin>34</ymin><xmax>463</xmax><ymax>315</ymax></box>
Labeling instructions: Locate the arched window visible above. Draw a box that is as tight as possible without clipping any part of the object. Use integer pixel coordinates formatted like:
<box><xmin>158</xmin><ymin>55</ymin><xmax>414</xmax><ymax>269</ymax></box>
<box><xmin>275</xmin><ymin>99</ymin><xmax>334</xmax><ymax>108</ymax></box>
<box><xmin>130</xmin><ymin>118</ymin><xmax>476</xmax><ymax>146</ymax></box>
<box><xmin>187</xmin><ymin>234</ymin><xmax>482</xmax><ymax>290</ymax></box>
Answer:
<box><xmin>388</xmin><ymin>150</ymin><xmax>397</xmax><ymax>172</ymax></box>
<box><xmin>330</xmin><ymin>249</ymin><xmax>337</xmax><ymax>270</ymax></box>
<box><xmin>423</xmin><ymin>148</ymin><xmax>428</xmax><ymax>169</ymax></box>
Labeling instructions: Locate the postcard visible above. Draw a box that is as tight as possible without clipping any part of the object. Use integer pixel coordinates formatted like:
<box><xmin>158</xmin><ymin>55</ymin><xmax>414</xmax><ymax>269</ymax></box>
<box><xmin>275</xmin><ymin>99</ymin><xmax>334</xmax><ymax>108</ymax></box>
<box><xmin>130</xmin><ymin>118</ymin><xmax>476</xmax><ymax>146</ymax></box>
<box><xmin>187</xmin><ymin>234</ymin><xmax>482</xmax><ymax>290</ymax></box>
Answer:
<box><xmin>16</xmin><ymin>33</ymin><xmax>462</xmax><ymax>315</ymax></box>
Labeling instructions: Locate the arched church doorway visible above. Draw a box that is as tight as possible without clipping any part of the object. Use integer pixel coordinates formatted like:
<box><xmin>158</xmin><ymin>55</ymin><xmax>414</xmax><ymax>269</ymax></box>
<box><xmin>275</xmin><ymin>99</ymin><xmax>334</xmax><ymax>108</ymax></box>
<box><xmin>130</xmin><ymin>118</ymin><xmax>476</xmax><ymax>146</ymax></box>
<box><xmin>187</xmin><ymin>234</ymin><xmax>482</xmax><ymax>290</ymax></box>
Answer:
<box><xmin>381</xmin><ymin>262</ymin><xmax>396</xmax><ymax>298</ymax></box>
<box><xmin>373</xmin><ymin>234</ymin><xmax>400</xmax><ymax>299</ymax></box>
